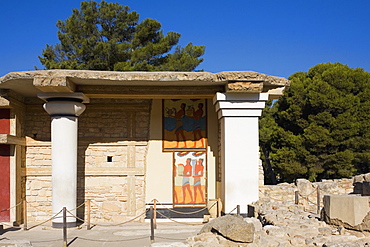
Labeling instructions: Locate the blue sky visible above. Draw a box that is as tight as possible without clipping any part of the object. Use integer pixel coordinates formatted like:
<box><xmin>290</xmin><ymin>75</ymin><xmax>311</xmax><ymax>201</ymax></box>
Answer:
<box><xmin>1</xmin><ymin>0</ymin><xmax>369</xmax><ymax>78</ymax></box>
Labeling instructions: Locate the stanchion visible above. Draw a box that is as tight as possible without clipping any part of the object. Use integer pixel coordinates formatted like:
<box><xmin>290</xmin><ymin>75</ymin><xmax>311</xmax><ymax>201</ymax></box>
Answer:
<box><xmin>236</xmin><ymin>205</ymin><xmax>240</xmax><ymax>216</ymax></box>
<box><xmin>23</xmin><ymin>200</ymin><xmax>27</xmax><ymax>231</ymax></box>
<box><xmin>317</xmin><ymin>187</ymin><xmax>321</xmax><ymax>214</ymax></box>
<box><xmin>63</xmin><ymin>207</ymin><xmax>67</xmax><ymax>247</ymax></box>
<box><xmin>217</xmin><ymin>198</ymin><xmax>222</xmax><ymax>217</ymax></box>
<box><xmin>150</xmin><ymin>206</ymin><xmax>155</xmax><ymax>243</ymax></box>
<box><xmin>86</xmin><ymin>199</ymin><xmax>91</xmax><ymax>230</ymax></box>
<box><xmin>295</xmin><ymin>191</ymin><xmax>299</xmax><ymax>205</ymax></box>
<box><xmin>153</xmin><ymin>199</ymin><xmax>157</xmax><ymax>229</ymax></box>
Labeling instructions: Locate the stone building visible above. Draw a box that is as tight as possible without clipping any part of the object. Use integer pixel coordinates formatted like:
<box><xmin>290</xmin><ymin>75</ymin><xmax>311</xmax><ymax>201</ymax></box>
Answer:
<box><xmin>0</xmin><ymin>70</ymin><xmax>288</xmax><ymax>227</ymax></box>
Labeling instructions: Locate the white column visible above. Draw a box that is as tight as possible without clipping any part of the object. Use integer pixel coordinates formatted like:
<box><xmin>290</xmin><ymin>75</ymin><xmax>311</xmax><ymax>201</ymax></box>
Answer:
<box><xmin>214</xmin><ymin>92</ymin><xmax>268</xmax><ymax>214</ymax></box>
<box><xmin>39</xmin><ymin>93</ymin><xmax>88</xmax><ymax>228</ymax></box>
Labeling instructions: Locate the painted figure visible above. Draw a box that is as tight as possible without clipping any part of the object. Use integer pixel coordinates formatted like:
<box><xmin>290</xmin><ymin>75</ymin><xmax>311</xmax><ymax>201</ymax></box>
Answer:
<box><xmin>193</xmin><ymin>158</ymin><xmax>205</xmax><ymax>203</ymax></box>
<box><xmin>192</xmin><ymin>103</ymin><xmax>204</xmax><ymax>148</ymax></box>
<box><xmin>175</xmin><ymin>103</ymin><xmax>187</xmax><ymax>148</ymax></box>
<box><xmin>181</xmin><ymin>158</ymin><xmax>194</xmax><ymax>203</ymax></box>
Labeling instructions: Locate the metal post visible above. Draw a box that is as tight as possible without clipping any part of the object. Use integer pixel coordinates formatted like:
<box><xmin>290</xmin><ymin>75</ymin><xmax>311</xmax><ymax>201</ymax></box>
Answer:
<box><xmin>86</xmin><ymin>199</ymin><xmax>91</xmax><ymax>230</ymax></box>
<box><xmin>23</xmin><ymin>200</ymin><xmax>27</xmax><ymax>231</ymax></box>
<box><xmin>295</xmin><ymin>191</ymin><xmax>299</xmax><ymax>205</ymax></box>
<box><xmin>317</xmin><ymin>187</ymin><xmax>321</xmax><ymax>214</ymax></box>
<box><xmin>63</xmin><ymin>207</ymin><xmax>67</xmax><ymax>247</ymax></box>
<box><xmin>236</xmin><ymin>205</ymin><xmax>240</xmax><ymax>216</ymax></box>
<box><xmin>153</xmin><ymin>199</ymin><xmax>157</xmax><ymax>229</ymax></box>
<box><xmin>150</xmin><ymin>206</ymin><xmax>155</xmax><ymax>243</ymax></box>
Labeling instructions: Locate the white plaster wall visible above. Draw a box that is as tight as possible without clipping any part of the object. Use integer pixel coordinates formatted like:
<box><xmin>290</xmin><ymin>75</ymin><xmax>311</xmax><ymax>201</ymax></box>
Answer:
<box><xmin>206</xmin><ymin>99</ymin><xmax>218</xmax><ymax>201</ymax></box>
<box><xmin>146</xmin><ymin>99</ymin><xmax>173</xmax><ymax>203</ymax></box>
<box><xmin>221</xmin><ymin>116</ymin><xmax>260</xmax><ymax>213</ymax></box>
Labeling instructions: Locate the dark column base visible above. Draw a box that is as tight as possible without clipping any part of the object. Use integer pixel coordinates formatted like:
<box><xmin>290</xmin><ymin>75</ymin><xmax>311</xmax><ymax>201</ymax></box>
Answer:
<box><xmin>52</xmin><ymin>221</ymin><xmax>76</xmax><ymax>228</ymax></box>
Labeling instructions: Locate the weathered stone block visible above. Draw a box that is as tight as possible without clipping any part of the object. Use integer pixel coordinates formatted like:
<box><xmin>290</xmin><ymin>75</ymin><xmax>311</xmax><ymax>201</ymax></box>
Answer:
<box><xmin>199</xmin><ymin>215</ymin><xmax>254</xmax><ymax>243</ymax></box>
<box><xmin>322</xmin><ymin>195</ymin><xmax>370</xmax><ymax>230</ymax></box>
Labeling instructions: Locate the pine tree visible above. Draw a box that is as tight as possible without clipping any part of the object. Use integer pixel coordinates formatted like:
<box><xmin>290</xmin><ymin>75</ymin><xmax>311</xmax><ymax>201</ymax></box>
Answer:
<box><xmin>39</xmin><ymin>1</ymin><xmax>205</xmax><ymax>71</ymax></box>
<box><xmin>260</xmin><ymin>63</ymin><xmax>370</xmax><ymax>183</ymax></box>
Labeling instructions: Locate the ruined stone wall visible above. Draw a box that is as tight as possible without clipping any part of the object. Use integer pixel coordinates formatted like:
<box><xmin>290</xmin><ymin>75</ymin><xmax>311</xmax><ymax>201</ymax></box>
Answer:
<box><xmin>259</xmin><ymin>177</ymin><xmax>354</xmax><ymax>212</ymax></box>
<box><xmin>24</xmin><ymin>99</ymin><xmax>150</xmax><ymax>222</ymax></box>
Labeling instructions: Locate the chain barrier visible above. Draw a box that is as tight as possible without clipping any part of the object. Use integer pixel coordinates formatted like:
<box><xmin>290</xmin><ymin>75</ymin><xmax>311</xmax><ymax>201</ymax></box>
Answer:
<box><xmin>154</xmin><ymin>199</ymin><xmax>214</xmax><ymax>215</ymax></box>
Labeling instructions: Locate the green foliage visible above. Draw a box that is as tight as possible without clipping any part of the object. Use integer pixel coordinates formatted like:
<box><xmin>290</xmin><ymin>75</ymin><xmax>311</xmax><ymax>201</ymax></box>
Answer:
<box><xmin>39</xmin><ymin>1</ymin><xmax>205</xmax><ymax>71</ymax></box>
<box><xmin>260</xmin><ymin>63</ymin><xmax>370</xmax><ymax>183</ymax></box>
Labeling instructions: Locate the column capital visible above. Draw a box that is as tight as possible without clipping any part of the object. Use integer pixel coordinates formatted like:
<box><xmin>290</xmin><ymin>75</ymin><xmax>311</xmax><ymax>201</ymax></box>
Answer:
<box><xmin>38</xmin><ymin>93</ymin><xmax>89</xmax><ymax>117</ymax></box>
<box><xmin>213</xmin><ymin>92</ymin><xmax>268</xmax><ymax>119</ymax></box>
<box><xmin>38</xmin><ymin>92</ymin><xmax>90</xmax><ymax>103</ymax></box>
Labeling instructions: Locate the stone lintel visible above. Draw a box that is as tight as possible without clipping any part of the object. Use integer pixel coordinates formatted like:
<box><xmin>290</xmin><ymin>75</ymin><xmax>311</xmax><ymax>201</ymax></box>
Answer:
<box><xmin>34</xmin><ymin>76</ymin><xmax>76</xmax><ymax>93</ymax></box>
<box><xmin>77</xmin><ymin>85</ymin><xmax>223</xmax><ymax>99</ymax></box>
<box><xmin>0</xmin><ymin>134</ymin><xmax>26</xmax><ymax>146</ymax></box>
<box><xmin>0</xmin><ymin>89</ymin><xmax>26</xmax><ymax>108</ymax></box>
<box><xmin>226</xmin><ymin>81</ymin><xmax>264</xmax><ymax>93</ymax></box>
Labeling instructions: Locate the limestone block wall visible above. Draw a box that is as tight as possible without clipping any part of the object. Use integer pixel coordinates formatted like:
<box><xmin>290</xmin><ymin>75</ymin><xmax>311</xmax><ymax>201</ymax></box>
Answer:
<box><xmin>25</xmin><ymin>177</ymin><xmax>52</xmax><ymax>222</ymax></box>
<box><xmin>259</xmin><ymin>177</ymin><xmax>354</xmax><ymax>212</ymax></box>
<box><xmin>24</xmin><ymin>99</ymin><xmax>150</xmax><ymax>223</ymax></box>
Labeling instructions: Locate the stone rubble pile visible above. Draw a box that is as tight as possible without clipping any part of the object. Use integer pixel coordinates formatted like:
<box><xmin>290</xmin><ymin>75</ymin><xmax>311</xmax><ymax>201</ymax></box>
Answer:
<box><xmin>153</xmin><ymin>201</ymin><xmax>370</xmax><ymax>247</ymax></box>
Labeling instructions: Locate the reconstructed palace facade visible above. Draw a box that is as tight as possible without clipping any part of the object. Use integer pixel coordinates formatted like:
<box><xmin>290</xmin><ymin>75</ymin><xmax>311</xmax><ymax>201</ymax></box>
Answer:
<box><xmin>0</xmin><ymin>70</ymin><xmax>288</xmax><ymax>227</ymax></box>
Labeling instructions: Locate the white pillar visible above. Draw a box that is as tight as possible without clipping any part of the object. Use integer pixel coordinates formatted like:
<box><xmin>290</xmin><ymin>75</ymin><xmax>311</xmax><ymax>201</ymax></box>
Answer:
<box><xmin>213</xmin><ymin>92</ymin><xmax>268</xmax><ymax>214</ymax></box>
<box><xmin>39</xmin><ymin>93</ymin><xmax>88</xmax><ymax>228</ymax></box>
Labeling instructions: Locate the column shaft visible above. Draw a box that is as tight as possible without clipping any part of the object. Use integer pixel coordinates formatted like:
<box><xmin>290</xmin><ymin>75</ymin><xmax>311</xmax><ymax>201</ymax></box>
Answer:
<box><xmin>51</xmin><ymin>116</ymin><xmax>78</xmax><ymax>227</ymax></box>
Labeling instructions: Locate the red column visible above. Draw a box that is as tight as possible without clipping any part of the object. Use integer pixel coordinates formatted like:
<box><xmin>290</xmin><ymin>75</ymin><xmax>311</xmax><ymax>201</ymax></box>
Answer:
<box><xmin>0</xmin><ymin>109</ymin><xmax>10</xmax><ymax>221</ymax></box>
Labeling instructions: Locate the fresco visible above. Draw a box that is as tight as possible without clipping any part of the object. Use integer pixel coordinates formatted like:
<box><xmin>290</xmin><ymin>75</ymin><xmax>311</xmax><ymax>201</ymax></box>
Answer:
<box><xmin>163</xmin><ymin>99</ymin><xmax>207</xmax><ymax>151</ymax></box>
<box><xmin>173</xmin><ymin>151</ymin><xmax>207</xmax><ymax>207</ymax></box>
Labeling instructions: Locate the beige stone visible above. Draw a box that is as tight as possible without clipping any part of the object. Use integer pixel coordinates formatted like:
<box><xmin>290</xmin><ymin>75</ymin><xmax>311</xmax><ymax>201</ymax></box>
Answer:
<box><xmin>101</xmin><ymin>202</ymin><xmax>121</xmax><ymax>212</ymax></box>
<box><xmin>322</xmin><ymin>195</ymin><xmax>369</xmax><ymax>227</ymax></box>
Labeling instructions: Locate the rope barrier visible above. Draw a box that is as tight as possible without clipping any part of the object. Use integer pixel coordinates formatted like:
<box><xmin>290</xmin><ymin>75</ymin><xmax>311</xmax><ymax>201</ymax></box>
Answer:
<box><xmin>76</xmin><ymin>235</ymin><xmax>149</xmax><ymax>242</ymax></box>
<box><xmin>155</xmin><ymin>210</ymin><xmax>203</xmax><ymax>226</ymax></box>
<box><xmin>226</xmin><ymin>206</ymin><xmax>237</xmax><ymax>214</ymax></box>
<box><xmin>68</xmin><ymin>201</ymin><xmax>86</xmax><ymax>212</ymax></box>
<box><xmin>89</xmin><ymin>199</ymin><xmax>152</xmax><ymax>214</ymax></box>
<box><xmin>66</xmin><ymin>208</ymin><xmax>148</xmax><ymax>227</ymax></box>
<box><xmin>154</xmin><ymin>200</ymin><xmax>214</xmax><ymax>215</ymax></box>
<box><xmin>27</xmin><ymin>209</ymin><xmax>63</xmax><ymax>230</ymax></box>
<box><xmin>0</xmin><ymin>201</ymin><xmax>22</xmax><ymax>213</ymax></box>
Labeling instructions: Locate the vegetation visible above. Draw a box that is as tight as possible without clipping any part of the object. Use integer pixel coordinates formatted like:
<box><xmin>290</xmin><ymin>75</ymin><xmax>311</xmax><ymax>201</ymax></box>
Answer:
<box><xmin>260</xmin><ymin>63</ymin><xmax>370</xmax><ymax>183</ymax></box>
<box><xmin>39</xmin><ymin>0</ymin><xmax>205</xmax><ymax>71</ymax></box>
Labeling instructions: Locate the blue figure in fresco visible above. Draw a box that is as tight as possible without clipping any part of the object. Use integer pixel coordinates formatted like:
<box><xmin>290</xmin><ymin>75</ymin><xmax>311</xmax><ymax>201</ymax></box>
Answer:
<box><xmin>191</xmin><ymin>103</ymin><xmax>204</xmax><ymax>148</ymax></box>
<box><xmin>175</xmin><ymin>103</ymin><xmax>187</xmax><ymax>148</ymax></box>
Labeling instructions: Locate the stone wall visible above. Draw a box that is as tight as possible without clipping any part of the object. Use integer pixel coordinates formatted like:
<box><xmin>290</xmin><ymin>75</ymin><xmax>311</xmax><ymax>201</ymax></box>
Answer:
<box><xmin>24</xmin><ymin>99</ymin><xmax>150</xmax><ymax>223</ymax></box>
<box><xmin>259</xmin><ymin>177</ymin><xmax>354</xmax><ymax>212</ymax></box>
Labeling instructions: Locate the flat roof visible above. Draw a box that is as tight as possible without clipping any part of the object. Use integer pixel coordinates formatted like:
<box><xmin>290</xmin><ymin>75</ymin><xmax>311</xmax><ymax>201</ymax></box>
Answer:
<box><xmin>0</xmin><ymin>70</ymin><xmax>289</xmax><ymax>99</ymax></box>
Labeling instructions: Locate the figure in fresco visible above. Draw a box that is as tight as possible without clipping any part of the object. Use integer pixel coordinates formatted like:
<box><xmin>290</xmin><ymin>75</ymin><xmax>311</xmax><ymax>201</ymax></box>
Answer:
<box><xmin>193</xmin><ymin>158</ymin><xmax>205</xmax><ymax>203</ymax></box>
<box><xmin>175</xmin><ymin>103</ymin><xmax>187</xmax><ymax>148</ymax></box>
<box><xmin>191</xmin><ymin>103</ymin><xmax>204</xmax><ymax>148</ymax></box>
<box><xmin>173</xmin><ymin>164</ymin><xmax>179</xmax><ymax>203</ymax></box>
<box><xmin>181</xmin><ymin>158</ymin><xmax>194</xmax><ymax>203</ymax></box>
